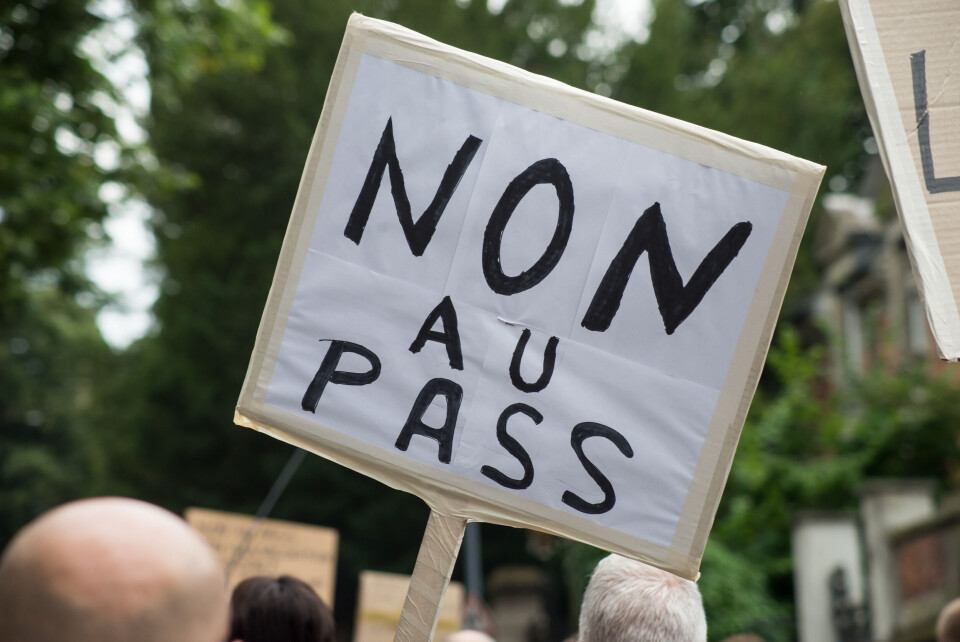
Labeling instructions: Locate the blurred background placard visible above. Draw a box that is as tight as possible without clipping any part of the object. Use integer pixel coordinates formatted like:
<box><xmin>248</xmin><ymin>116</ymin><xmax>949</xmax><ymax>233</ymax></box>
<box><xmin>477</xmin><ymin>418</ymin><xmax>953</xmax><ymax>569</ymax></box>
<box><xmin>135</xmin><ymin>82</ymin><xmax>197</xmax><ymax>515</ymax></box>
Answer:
<box><xmin>354</xmin><ymin>570</ymin><xmax>463</xmax><ymax>642</ymax></box>
<box><xmin>186</xmin><ymin>507</ymin><xmax>338</xmax><ymax>606</ymax></box>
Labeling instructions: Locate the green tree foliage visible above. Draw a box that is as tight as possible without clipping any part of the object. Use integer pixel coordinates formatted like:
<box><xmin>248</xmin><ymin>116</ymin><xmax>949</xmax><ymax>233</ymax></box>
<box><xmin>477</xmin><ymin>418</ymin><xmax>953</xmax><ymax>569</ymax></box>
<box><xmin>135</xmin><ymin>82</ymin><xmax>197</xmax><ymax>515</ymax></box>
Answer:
<box><xmin>702</xmin><ymin>331</ymin><xmax>960</xmax><ymax>641</ymax></box>
<box><xmin>0</xmin><ymin>0</ymin><xmax>121</xmax><ymax>544</ymax></box>
<box><xmin>615</xmin><ymin>0</ymin><xmax>867</xmax><ymax>180</ymax></box>
<box><xmin>0</xmin><ymin>293</ymin><xmax>112</xmax><ymax>545</ymax></box>
<box><xmin>0</xmin><ymin>0</ymin><xmax>119</xmax><ymax>312</ymax></box>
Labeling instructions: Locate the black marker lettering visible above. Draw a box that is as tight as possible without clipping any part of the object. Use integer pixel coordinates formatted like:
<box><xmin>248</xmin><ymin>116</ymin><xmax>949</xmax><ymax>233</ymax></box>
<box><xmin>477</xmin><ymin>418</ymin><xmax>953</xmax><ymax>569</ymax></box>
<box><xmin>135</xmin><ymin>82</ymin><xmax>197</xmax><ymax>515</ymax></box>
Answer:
<box><xmin>301</xmin><ymin>340</ymin><xmax>381</xmax><ymax>412</ymax></box>
<box><xmin>394</xmin><ymin>378</ymin><xmax>463</xmax><ymax>464</ymax></box>
<box><xmin>562</xmin><ymin>422</ymin><xmax>634</xmax><ymax>515</ymax></box>
<box><xmin>509</xmin><ymin>329</ymin><xmax>559</xmax><ymax>393</ymax></box>
<box><xmin>482</xmin><ymin>158</ymin><xmax>574</xmax><ymax>295</ymax></box>
<box><xmin>581</xmin><ymin>202</ymin><xmax>752</xmax><ymax>335</ymax></box>
<box><xmin>480</xmin><ymin>403</ymin><xmax>542</xmax><ymax>490</ymax></box>
<box><xmin>409</xmin><ymin>296</ymin><xmax>463</xmax><ymax>370</ymax></box>
<box><xmin>344</xmin><ymin>117</ymin><xmax>483</xmax><ymax>255</ymax></box>
<box><xmin>910</xmin><ymin>50</ymin><xmax>960</xmax><ymax>194</ymax></box>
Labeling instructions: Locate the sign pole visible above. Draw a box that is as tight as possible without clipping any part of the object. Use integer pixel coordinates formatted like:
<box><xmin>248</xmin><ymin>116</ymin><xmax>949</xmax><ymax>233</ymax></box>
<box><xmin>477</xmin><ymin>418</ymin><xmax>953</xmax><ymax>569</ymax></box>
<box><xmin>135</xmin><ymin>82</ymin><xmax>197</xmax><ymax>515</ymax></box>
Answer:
<box><xmin>394</xmin><ymin>510</ymin><xmax>467</xmax><ymax>642</ymax></box>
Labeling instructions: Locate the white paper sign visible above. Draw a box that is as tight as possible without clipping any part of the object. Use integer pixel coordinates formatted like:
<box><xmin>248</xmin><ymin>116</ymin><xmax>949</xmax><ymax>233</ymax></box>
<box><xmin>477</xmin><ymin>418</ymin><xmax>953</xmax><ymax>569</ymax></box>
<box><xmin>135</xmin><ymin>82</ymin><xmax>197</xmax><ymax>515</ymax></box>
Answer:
<box><xmin>237</xmin><ymin>15</ymin><xmax>824</xmax><ymax>579</ymax></box>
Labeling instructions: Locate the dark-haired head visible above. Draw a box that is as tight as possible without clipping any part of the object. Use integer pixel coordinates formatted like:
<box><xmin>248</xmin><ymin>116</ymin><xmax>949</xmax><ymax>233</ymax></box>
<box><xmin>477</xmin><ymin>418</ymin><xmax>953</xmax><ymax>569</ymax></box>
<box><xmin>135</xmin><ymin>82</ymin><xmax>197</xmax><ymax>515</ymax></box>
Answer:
<box><xmin>229</xmin><ymin>576</ymin><xmax>335</xmax><ymax>642</ymax></box>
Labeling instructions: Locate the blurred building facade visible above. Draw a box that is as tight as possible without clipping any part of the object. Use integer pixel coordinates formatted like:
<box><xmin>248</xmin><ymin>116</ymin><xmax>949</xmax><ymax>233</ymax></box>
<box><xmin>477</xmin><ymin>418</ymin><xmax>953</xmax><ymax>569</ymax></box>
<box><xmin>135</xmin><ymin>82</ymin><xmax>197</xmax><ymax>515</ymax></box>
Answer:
<box><xmin>793</xmin><ymin>166</ymin><xmax>960</xmax><ymax>642</ymax></box>
<box><xmin>812</xmin><ymin>191</ymin><xmax>941</xmax><ymax>379</ymax></box>
<box><xmin>793</xmin><ymin>480</ymin><xmax>960</xmax><ymax>642</ymax></box>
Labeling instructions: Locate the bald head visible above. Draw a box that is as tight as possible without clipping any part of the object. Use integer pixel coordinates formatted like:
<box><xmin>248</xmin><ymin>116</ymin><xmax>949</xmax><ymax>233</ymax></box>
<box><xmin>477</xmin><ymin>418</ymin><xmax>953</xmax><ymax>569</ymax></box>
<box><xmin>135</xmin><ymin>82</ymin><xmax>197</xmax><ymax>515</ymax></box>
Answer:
<box><xmin>0</xmin><ymin>497</ymin><xmax>228</xmax><ymax>642</ymax></box>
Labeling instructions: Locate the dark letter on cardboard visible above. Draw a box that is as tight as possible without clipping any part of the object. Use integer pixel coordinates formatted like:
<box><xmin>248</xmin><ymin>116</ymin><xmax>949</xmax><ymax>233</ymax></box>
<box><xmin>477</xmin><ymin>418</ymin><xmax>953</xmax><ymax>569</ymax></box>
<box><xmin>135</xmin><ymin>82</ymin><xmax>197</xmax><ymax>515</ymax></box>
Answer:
<box><xmin>395</xmin><ymin>378</ymin><xmax>463</xmax><ymax>464</ymax></box>
<box><xmin>562</xmin><ymin>422</ymin><xmax>634</xmax><ymax>515</ymax></box>
<box><xmin>344</xmin><ymin>117</ymin><xmax>483</xmax><ymax>255</ymax></box>
<box><xmin>409</xmin><ymin>296</ymin><xmax>464</xmax><ymax>370</ymax></box>
<box><xmin>581</xmin><ymin>202</ymin><xmax>752</xmax><ymax>335</ymax></box>
<box><xmin>302</xmin><ymin>340</ymin><xmax>382</xmax><ymax>412</ymax></box>
<box><xmin>481</xmin><ymin>403</ymin><xmax>543</xmax><ymax>490</ymax></box>
<box><xmin>482</xmin><ymin>158</ymin><xmax>574</xmax><ymax>295</ymax></box>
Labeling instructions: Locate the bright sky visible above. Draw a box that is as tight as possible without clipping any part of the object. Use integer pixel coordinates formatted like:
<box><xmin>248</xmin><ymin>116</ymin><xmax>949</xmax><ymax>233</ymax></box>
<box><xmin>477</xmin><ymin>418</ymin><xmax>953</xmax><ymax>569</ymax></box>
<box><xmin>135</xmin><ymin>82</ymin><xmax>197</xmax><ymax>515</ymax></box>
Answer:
<box><xmin>84</xmin><ymin>0</ymin><xmax>652</xmax><ymax>348</ymax></box>
<box><xmin>81</xmin><ymin>0</ymin><xmax>154</xmax><ymax>348</ymax></box>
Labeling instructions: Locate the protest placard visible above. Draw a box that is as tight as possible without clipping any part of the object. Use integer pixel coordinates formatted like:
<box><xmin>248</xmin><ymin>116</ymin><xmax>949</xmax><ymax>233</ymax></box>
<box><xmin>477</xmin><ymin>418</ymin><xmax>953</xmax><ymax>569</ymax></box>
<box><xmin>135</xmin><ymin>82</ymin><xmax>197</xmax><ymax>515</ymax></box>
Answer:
<box><xmin>839</xmin><ymin>0</ymin><xmax>960</xmax><ymax>360</ymax></box>
<box><xmin>235</xmin><ymin>13</ymin><xmax>823</xmax><ymax>638</ymax></box>
<box><xmin>186</xmin><ymin>507</ymin><xmax>338</xmax><ymax>606</ymax></box>
<box><xmin>354</xmin><ymin>571</ymin><xmax>463</xmax><ymax>642</ymax></box>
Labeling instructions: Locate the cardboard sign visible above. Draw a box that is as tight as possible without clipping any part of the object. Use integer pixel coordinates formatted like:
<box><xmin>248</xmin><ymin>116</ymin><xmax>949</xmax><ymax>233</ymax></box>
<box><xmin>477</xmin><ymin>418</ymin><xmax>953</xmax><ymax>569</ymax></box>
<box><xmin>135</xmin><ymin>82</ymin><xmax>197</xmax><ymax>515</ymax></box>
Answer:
<box><xmin>185</xmin><ymin>507</ymin><xmax>338</xmax><ymax>606</ymax></box>
<box><xmin>235</xmin><ymin>14</ymin><xmax>823</xmax><ymax>579</ymax></box>
<box><xmin>354</xmin><ymin>571</ymin><xmax>463</xmax><ymax>642</ymax></box>
<box><xmin>839</xmin><ymin>0</ymin><xmax>960</xmax><ymax>360</ymax></box>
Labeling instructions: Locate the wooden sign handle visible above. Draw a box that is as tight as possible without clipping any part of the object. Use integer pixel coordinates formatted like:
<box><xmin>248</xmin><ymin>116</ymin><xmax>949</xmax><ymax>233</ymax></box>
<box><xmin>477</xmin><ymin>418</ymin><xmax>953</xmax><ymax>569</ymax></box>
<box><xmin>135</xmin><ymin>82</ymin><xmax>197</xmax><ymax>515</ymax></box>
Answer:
<box><xmin>394</xmin><ymin>510</ymin><xmax>467</xmax><ymax>642</ymax></box>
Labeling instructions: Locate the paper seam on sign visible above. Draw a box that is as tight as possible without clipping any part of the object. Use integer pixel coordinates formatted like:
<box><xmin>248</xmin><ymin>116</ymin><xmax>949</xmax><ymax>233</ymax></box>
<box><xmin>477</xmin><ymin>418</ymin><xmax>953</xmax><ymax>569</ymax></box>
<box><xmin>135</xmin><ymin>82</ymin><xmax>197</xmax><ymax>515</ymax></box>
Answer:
<box><xmin>439</xmin><ymin>101</ymin><xmax>504</xmax><ymax>299</ymax></box>
<box><xmin>842</xmin><ymin>0</ymin><xmax>960</xmax><ymax>358</ymax></box>
<box><xmin>566</xmin><ymin>140</ymin><xmax>632</xmax><ymax>339</ymax></box>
